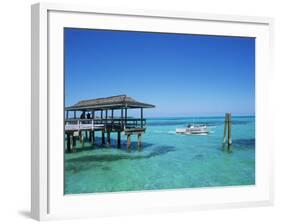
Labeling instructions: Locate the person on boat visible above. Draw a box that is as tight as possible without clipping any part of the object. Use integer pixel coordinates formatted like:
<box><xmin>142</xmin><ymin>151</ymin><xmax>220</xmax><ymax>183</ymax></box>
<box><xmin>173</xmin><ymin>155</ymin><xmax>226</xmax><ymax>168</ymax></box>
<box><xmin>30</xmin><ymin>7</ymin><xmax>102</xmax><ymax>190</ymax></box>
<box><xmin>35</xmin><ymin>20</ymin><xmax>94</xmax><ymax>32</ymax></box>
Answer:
<box><xmin>86</xmin><ymin>112</ymin><xmax>91</xmax><ymax>119</ymax></box>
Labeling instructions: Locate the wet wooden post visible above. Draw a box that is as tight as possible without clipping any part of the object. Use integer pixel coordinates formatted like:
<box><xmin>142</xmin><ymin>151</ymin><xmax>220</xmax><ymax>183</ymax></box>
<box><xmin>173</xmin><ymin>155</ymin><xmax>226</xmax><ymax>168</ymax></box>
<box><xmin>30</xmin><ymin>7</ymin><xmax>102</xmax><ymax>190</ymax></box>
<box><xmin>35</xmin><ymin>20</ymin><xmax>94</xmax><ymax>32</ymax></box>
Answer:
<box><xmin>223</xmin><ymin>113</ymin><xmax>228</xmax><ymax>144</ymax></box>
<box><xmin>66</xmin><ymin>133</ymin><xmax>71</xmax><ymax>152</ymax></box>
<box><xmin>107</xmin><ymin>129</ymin><xmax>111</xmax><ymax>145</ymax></box>
<box><xmin>91</xmin><ymin>131</ymin><xmax>95</xmax><ymax>144</ymax></box>
<box><xmin>223</xmin><ymin>113</ymin><xmax>232</xmax><ymax>147</ymax></box>
<box><xmin>117</xmin><ymin>131</ymin><xmax>121</xmax><ymax>148</ymax></box>
<box><xmin>79</xmin><ymin>131</ymin><xmax>84</xmax><ymax>148</ymax></box>
<box><xmin>121</xmin><ymin>108</ymin><xmax>124</xmax><ymax>129</ymax></box>
<box><xmin>127</xmin><ymin>134</ymin><xmax>131</xmax><ymax>150</ymax></box>
<box><xmin>125</xmin><ymin>106</ymin><xmax>127</xmax><ymax>128</ymax></box>
<box><xmin>101</xmin><ymin>130</ymin><xmax>105</xmax><ymax>144</ymax></box>
<box><xmin>70</xmin><ymin>133</ymin><xmax>76</xmax><ymax>152</ymax></box>
<box><xmin>72</xmin><ymin>134</ymin><xmax>76</xmax><ymax>152</ymax></box>
<box><xmin>137</xmin><ymin>133</ymin><xmax>142</xmax><ymax>149</ymax></box>
<box><xmin>228</xmin><ymin>113</ymin><xmax>232</xmax><ymax>145</ymax></box>
<box><xmin>140</xmin><ymin>108</ymin><xmax>143</xmax><ymax>128</ymax></box>
<box><xmin>85</xmin><ymin>130</ymin><xmax>88</xmax><ymax>141</ymax></box>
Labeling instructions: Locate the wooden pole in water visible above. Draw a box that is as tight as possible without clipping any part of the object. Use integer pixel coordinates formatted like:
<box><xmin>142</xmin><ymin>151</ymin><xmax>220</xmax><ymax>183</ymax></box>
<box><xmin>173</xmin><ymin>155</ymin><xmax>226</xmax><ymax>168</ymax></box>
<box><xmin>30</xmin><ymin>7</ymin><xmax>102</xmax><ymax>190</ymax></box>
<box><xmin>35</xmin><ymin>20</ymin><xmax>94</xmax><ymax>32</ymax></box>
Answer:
<box><xmin>66</xmin><ymin>133</ymin><xmax>71</xmax><ymax>152</ymax></box>
<box><xmin>72</xmin><ymin>135</ymin><xmax>76</xmax><ymax>147</ymax></box>
<box><xmin>102</xmin><ymin>130</ymin><xmax>105</xmax><ymax>145</ymax></box>
<box><xmin>127</xmin><ymin>134</ymin><xmax>131</xmax><ymax>150</ymax></box>
<box><xmin>81</xmin><ymin>132</ymin><xmax>84</xmax><ymax>148</ymax></box>
<box><xmin>141</xmin><ymin>108</ymin><xmax>143</xmax><ymax>128</ymax></box>
<box><xmin>223</xmin><ymin>113</ymin><xmax>232</xmax><ymax>146</ymax></box>
<box><xmin>137</xmin><ymin>133</ymin><xmax>142</xmax><ymax>149</ymax></box>
<box><xmin>107</xmin><ymin>129</ymin><xmax>111</xmax><ymax>144</ymax></box>
<box><xmin>91</xmin><ymin>131</ymin><xmax>95</xmax><ymax>144</ymax></box>
<box><xmin>117</xmin><ymin>131</ymin><xmax>121</xmax><ymax>148</ymax></box>
<box><xmin>121</xmin><ymin>108</ymin><xmax>124</xmax><ymax>129</ymax></box>
<box><xmin>228</xmin><ymin>113</ymin><xmax>232</xmax><ymax>145</ymax></box>
<box><xmin>223</xmin><ymin>113</ymin><xmax>228</xmax><ymax>144</ymax></box>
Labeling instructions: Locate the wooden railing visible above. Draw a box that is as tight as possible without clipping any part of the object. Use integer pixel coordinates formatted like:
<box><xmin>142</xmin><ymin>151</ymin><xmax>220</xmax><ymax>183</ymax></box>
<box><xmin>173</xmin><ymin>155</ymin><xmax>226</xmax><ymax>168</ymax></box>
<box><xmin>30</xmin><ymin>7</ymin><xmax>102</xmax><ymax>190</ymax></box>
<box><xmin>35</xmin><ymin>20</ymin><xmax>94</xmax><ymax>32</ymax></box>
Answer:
<box><xmin>65</xmin><ymin>118</ymin><xmax>146</xmax><ymax>131</ymax></box>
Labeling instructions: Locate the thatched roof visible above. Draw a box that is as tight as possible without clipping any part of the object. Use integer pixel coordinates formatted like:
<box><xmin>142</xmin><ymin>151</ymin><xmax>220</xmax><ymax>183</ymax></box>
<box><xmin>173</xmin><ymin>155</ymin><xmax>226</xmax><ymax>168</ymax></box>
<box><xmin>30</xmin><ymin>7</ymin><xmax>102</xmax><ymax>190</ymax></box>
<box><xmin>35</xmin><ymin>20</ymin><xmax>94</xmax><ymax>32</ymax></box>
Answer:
<box><xmin>66</xmin><ymin>95</ymin><xmax>155</xmax><ymax>111</ymax></box>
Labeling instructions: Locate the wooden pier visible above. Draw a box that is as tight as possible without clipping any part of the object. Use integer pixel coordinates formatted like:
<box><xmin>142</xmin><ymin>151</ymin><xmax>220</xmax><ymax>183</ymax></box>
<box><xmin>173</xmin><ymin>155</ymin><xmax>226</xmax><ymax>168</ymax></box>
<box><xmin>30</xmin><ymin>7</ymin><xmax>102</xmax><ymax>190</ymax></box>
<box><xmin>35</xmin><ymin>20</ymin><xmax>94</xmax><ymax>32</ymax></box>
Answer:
<box><xmin>65</xmin><ymin>95</ymin><xmax>155</xmax><ymax>152</ymax></box>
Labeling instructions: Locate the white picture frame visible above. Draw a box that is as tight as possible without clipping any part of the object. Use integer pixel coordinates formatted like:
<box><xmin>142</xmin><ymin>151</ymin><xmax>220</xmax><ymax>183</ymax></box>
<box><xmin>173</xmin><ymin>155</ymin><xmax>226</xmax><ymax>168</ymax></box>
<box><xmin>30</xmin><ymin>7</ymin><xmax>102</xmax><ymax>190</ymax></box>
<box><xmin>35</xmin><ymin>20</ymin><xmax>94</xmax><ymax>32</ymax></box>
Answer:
<box><xmin>31</xmin><ymin>2</ymin><xmax>274</xmax><ymax>221</ymax></box>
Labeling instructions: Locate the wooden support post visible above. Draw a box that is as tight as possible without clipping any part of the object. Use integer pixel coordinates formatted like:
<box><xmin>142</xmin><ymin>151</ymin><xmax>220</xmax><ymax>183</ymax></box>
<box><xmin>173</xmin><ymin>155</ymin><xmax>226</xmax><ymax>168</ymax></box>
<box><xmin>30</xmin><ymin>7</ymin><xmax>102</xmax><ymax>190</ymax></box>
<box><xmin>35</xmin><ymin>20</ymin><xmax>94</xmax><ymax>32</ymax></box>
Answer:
<box><xmin>66</xmin><ymin>133</ymin><xmax>71</xmax><ymax>152</ymax></box>
<box><xmin>91</xmin><ymin>131</ymin><xmax>95</xmax><ymax>144</ymax></box>
<box><xmin>137</xmin><ymin>133</ymin><xmax>142</xmax><ymax>149</ymax></box>
<box><xmin>85</xmin><ymin>130</ymin><xmax>88</xmax><ymax>141</ymax></box>
<box><xmin>89</xmin><ymin>131</ymin><xmax>92</xmax><ymax>142</ymax></box>
<box><xmin>74</xmin><ymin>111</ymin><xmax>76</xmax><ymax>119</ymax></box>
<box><xmin>117</xmin><ymin>131</ymin><xmax>121</xmax><ymax>148</ymax></box>
<box><xmin>125</xmin><ymin>107</ymin><xmax>127</xmax><ymax>128</ymax></box>
<box><xmin>72</xmin><ymin>135</ymin><xmax>76</xmax><ymax>147</ymax></box>
<box><xmin>223</xmin><ymin>113</ymin><xmax>232</xmax><ymax>147</ymax></box>
<box><xmin>105</xmin><ymin>110</ymin><xmax>108</xmax><ymax>126</ymax></box>
<box><xmin>127</xmin><ymin>134</ymin><xmax>131</xmax><ymax>150</ymax></box>
<box><xmin>102</xmin><ymin>130</ymin><xmax>105</xmax><ymax>145</ymax></box>
<box><xmin>66</xmin><ymin>110</ymin><xmax>69</xmax><ymax>119</ymax></box>
<box><xmin>70</xmin><ymin>134</ymin><xmax>76</xmax><ymax>152</ymax></box>
<box><xmin>228</xmin><ymin>113</ymin><xmax>232</xmax><ymax>145</ymax></box>
<box><xmin>121</xmin><ymin>108</ymin><xmax>124</xmax><ymax>129</ymax></box>
<box><xmin>141</xmin><ymin>108</ymin><xmax>143</xmax><ymax>128</ymax></box>
<box><xmin>223</xmin><ymin>113</ymin><xmax>228</xmax><ymax>144</ymax></box>
<box><xmin>107</xmin><ymin>129</ymin><xmax>111</xmax><ymax>145</ymax></box>
<box><xmin>79</xmin><ymin>131</ymin><xmax>84</xmax><ymax>148</ymax></box>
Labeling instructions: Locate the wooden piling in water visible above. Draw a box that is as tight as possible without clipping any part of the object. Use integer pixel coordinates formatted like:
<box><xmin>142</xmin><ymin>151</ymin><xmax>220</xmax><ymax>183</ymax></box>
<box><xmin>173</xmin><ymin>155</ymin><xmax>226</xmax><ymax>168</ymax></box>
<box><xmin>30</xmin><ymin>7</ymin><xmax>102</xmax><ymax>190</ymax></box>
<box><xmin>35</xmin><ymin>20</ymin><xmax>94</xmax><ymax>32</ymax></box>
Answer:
<box><xmin>127</xmin><ymin>134</ymin><xmax>131</xmax><ymax>150</ymax></box>
<box><xmin>117</xmin><ymin>131</ymin><xmax>121</xmax><ymax>148</ymax></box>
<box><xmin>223</xmin><ymin>113</ymin><xmax>232</xmax><ymax>146</ymax></box>
<box><xmin>66</xmin><ymin>133</ymin><xmax>71</xmax><ymax>152</ymax></box>
<box><xmin>85</xmin><ymin>130</ymin><xmax>88</xmax><ymax>141</ymax></box>
<box><xmin>90</xmin><ymin>131</ymin><xmax>95</xmax><ymax>144</ymax></box>
<box><xmin>107</xmin><ymin>130</ymin><xmax>111</xmax><ymax>144</ymax></box>
<box><xmin>102</xmin><ymin>130</ymin><xmax>105</xmax><ymax>145</ymax></box>
<box><xmin>228</xmin><ymin>114</ymin><xmax>232</xmax><ymax>145</ymax></box>
<box><xmin>137</xmin><ymin>133</ymin><xmax>142</xmax><ymax>149</ymax></box>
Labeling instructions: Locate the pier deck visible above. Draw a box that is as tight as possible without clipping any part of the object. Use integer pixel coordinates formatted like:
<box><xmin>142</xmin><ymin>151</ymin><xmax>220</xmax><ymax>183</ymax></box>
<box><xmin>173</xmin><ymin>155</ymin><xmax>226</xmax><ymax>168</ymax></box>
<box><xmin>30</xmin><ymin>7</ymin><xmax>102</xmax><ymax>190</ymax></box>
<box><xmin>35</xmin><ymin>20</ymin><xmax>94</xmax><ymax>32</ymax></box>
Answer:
<box><xmin>64</xmin><ymin>95</ymin><xmax>154</xmax><ymax>152</ymax></box>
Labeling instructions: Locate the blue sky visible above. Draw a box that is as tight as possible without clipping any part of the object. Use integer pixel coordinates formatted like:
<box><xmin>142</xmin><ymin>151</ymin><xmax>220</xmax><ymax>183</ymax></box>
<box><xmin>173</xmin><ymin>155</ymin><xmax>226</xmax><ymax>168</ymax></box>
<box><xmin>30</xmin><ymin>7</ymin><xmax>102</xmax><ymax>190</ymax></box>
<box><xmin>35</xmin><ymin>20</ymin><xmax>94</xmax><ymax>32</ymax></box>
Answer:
<box><xmin>64</xmin><ymin>28</ymin><xmax>255</xmax><ymax>117</ymax></box>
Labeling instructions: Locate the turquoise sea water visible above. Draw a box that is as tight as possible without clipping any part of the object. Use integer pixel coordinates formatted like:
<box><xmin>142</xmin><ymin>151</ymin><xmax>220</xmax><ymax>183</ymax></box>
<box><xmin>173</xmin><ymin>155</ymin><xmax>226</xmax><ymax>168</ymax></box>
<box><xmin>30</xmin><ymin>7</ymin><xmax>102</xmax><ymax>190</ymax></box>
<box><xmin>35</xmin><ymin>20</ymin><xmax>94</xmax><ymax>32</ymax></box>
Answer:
<box><xmin>64</xmin><ymin>116</ymin><xmax>255</xmax><ymax>194</ymax></box>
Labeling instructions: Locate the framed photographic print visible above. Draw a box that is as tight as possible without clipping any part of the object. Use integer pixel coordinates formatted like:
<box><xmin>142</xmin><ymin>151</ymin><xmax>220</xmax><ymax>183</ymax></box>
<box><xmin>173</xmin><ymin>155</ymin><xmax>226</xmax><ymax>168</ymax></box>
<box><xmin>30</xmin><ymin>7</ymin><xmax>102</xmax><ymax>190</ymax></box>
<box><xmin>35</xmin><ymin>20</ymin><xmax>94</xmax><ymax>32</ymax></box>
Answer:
<box><xmin>31</xmin><ymin>2</ymin><xmax>274</xmax><ymax>221</ymax></box>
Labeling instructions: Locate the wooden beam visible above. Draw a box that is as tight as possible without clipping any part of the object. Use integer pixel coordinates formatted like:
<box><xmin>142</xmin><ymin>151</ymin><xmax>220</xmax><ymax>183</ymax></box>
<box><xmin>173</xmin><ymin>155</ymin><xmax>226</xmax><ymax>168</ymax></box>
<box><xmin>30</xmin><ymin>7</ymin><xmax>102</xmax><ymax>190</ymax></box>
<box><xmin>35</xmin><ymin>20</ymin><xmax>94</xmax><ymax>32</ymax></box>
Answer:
<box><xmin>74</xmin><ymin>111</ymin><xmax>76</xmax><ymax>119</ymax></box>
<box><xmin>66</xmin><ymin>111</ymin><xmax>69</xmax><ymax>119</ymax></box>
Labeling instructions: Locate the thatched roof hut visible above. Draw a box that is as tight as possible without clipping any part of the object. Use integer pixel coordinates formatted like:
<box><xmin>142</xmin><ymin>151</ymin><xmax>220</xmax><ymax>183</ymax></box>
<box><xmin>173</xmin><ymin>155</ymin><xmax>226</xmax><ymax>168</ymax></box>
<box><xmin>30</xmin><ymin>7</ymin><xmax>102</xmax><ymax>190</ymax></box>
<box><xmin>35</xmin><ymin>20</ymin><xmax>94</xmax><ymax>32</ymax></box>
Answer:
<box><xmin>65</xmin><ymin>95</ymin><xmax>155</xmax><ymax>111</ymax></box>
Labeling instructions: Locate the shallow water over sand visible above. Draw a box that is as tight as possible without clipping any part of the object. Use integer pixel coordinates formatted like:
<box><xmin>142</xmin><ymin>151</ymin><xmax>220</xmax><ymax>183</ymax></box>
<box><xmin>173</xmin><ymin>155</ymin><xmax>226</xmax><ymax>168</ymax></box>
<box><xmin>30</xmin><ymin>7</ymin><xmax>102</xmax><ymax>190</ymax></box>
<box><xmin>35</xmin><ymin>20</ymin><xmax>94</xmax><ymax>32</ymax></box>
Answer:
<box><xmin>64</xmin><ymin>116</ymin><xmax>255</xmax><ymax>194</ymax></box>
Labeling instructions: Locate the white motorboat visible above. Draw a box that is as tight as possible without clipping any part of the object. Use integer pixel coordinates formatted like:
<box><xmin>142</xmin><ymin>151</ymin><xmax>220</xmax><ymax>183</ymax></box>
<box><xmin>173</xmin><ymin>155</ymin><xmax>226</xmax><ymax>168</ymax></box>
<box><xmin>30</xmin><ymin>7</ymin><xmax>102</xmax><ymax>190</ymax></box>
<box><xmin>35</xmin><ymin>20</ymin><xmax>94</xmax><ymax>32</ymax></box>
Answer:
<box><xmin>176</xmin><ymin>124</ymin><xmax>209</xmax><ymax>135</ymax></box>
